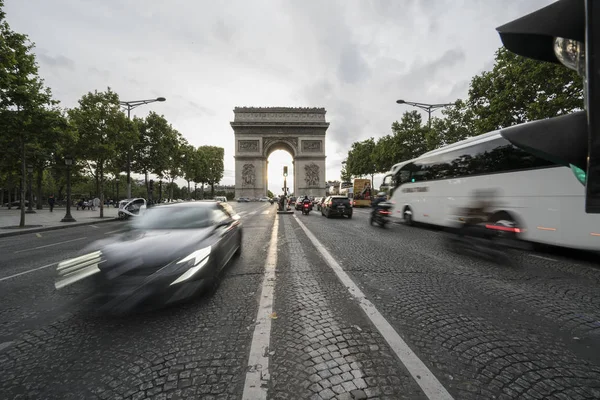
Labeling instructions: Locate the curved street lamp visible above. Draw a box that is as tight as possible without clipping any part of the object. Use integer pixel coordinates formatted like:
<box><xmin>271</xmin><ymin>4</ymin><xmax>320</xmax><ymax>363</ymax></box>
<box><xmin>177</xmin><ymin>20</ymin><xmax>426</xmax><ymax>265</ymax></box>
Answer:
<box><xmin>396</xmin><ymin>99</ymin><xmax>455</xmax><ymax>129</ymax></box>
<box><xmin>61</xmin><ymin>156</ymin><xmax>76</xmax><ymax>222</ymax></box>
<box><xmin>119</xmin><ymin>97</ymin><xmax>166</xmax><ymax>198</ymax></box>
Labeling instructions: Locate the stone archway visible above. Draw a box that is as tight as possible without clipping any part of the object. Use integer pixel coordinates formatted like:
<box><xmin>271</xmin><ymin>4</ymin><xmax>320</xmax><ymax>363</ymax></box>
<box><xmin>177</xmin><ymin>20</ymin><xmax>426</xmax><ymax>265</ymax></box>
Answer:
<box><xmin>231</xmin><ymin>107</ymin><xmax>329</xmax><ymax>199</ymax></box>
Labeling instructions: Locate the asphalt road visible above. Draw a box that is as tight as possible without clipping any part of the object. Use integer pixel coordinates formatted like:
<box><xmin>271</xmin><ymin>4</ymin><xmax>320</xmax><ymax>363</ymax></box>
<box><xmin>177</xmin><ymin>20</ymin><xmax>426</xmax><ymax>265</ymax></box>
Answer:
<box><xmin>0</xmin><ymin>202</ymin><xmax>599</xmax><ymax>400</ymax></box>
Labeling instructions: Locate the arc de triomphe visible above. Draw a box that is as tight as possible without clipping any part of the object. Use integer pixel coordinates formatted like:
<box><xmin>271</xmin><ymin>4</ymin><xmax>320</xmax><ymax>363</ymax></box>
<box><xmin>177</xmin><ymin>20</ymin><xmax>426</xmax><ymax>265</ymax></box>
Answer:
<box><xmin>231</xmin><ymin>107</ymin><xmax>329</xmax><ymax>199</ymax></box>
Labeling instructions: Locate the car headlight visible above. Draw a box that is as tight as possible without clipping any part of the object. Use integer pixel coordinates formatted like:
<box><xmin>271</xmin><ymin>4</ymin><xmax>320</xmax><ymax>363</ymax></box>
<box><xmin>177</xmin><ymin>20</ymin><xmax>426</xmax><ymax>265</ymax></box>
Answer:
<box><xmin>169</xmin><ymin>246</ymin><xmax>211</xmax><ymax>286</ymax></box>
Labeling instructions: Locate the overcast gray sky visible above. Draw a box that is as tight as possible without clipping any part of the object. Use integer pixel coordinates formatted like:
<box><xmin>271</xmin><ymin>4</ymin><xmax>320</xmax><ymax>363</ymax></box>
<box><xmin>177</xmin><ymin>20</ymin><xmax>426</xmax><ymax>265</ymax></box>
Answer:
<box><xmin>6</xmin><ymin>0</ymin><xmax>553</xmax><ymax>193</ymax></box>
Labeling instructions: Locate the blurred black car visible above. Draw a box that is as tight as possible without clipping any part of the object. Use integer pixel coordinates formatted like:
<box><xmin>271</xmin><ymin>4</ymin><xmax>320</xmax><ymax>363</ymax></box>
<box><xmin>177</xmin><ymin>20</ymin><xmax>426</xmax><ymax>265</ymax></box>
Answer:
<box><xmin>321</xmin><ymin>196</ymin><xmax>353</xmax><ymax>219</ymax></box>
<box><xmin>55</xmin><ymin>201</ymin><xmax>242</xmax><ymax>313</ymax></box>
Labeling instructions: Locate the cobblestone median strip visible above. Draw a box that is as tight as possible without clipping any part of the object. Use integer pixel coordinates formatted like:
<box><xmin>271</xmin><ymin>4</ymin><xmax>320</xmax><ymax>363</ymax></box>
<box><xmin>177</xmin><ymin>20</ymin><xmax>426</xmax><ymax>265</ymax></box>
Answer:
<box><xmin>242</xmin><ymin>214</ymin><xmax>279</xmax><ymax>399</ymax></box>
<box><xmin>269</xmin><ymin>217</ymin><xmax>426</xmax><ymax>400</ymax></box>
<box><xmin>293</xmin><ymin>215</ymin><xmax>454</xmax><ymax>400</ymax></box>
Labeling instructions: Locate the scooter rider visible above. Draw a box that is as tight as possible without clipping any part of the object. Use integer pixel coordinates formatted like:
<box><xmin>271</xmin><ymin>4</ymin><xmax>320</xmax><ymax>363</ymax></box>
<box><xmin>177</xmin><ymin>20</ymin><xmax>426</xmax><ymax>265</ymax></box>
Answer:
<box><xmin>371</xmin><ymin>192</ymin><xmax>387</xmax><ymax>218</ymax></box>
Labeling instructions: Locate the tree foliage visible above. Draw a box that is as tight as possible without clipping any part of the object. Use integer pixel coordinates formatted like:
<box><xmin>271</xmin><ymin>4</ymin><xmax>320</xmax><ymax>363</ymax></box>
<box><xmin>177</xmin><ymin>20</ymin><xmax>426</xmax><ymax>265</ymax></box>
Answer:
<box><xmin>68</xmin><ymin>88</ymin><xmax>135</xmax><ymax>217</ymax></box>
<box><xmin>341</xmin><ymin>46</ymin><xmax>585</xmax><ymax>181</ymax></box>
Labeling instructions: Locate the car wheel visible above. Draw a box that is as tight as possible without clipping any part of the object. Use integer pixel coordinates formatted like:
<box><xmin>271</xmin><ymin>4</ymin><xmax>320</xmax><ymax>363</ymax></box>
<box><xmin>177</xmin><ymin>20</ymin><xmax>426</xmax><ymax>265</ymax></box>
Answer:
<box><xmin>347</xmin><ymin>214</ymin><xmax>352</xmax><ymax>219</ymax></box>
<box><xmin>325</xmin><ymin>210</ymin><xmax>331</xmax><ymax>219</ymax></box>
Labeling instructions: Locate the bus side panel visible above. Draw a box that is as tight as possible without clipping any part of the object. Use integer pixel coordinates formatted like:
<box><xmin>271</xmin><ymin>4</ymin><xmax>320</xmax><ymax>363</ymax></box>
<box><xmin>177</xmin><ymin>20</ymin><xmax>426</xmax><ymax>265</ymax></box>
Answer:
<box><xmin>390</xmin><ymin>167</ymin><xmax>600</xmax><ymax>251</ymax></box>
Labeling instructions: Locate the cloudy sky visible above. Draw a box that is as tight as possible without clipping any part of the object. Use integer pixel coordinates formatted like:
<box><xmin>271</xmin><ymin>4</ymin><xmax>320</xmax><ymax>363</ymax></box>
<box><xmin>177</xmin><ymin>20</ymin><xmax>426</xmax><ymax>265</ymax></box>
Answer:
<box><xmin>6</xmin><ymin>0</ymin><xmax>553</xmax><ymax>193</ymax></box>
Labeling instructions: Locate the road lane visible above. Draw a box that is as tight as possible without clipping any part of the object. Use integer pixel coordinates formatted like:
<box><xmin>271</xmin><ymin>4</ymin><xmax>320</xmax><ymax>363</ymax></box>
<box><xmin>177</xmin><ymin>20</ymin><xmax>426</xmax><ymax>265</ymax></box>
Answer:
<box><xmin>2</xmin><ymin>201</ymin><xmax>598</xmax><ymax>399</ymax></box>
<box><xmin>0</xmin><ymin>202</ymin><xmax>275</xmax><ymax>399</ymax></box>
<box><xmin>299</xmin><ymin>207</ymin><xmax>600</xmax><ymax>399</ymax></box>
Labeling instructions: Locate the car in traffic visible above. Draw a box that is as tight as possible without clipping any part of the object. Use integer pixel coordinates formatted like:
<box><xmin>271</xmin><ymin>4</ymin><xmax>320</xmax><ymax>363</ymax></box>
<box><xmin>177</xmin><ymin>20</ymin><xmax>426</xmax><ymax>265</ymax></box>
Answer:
<box><xmin>55</xmin><ymin>201</ymin><xmax>242</xmax><ymax>313</ymax></box>
<box><xmin>259</xmin><ymin>197</ymin><xmax>270</xmax><ymax>202</ymax></box>
<box><xmin>288</xmin><ymin>196</ymin><xmax>297</xmax><ymax>207</ymax></box>
<box><xmin>321</xmin><ymin>196</ymin><xmax>353</xmax><ymax>219</ymax></box>
<box><xmin>214</xmin><ymin>196</ymin><xmax>227</xmax><ymax>202</ymax></box>
<box><xmin>236</xmin><ymin>197</ymin><xmax>250</xmax><ymax>202</ymax></box>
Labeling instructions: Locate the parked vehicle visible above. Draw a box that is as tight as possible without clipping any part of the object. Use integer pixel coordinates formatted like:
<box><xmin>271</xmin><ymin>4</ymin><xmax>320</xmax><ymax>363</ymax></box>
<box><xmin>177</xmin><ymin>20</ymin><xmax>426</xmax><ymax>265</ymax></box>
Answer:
<box><xmin>117</xmin><ymin>198</ymin><xmax>147</xmax><ymax>220</ymax></box>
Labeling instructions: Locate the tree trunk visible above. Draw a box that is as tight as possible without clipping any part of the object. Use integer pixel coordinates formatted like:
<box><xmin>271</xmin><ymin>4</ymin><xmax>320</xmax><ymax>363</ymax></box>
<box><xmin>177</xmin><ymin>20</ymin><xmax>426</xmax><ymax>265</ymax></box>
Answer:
<box><xmin>95</xmin><ymin>173</ymin><xmax>100</xmax><ymax>199</ymax></box>
<box><xmin>194</xmin><ymin>183</ymin><xmax>197</xmax><ymax>199</ymax></box>
<box><xmin>144</xmin><ymin>170</ymin><xmax>149</xmax><ymax>201</ymax></box>
<box><xmin>169</xmin><ymin>178</ymin><xmax>175</xmax><ymax>200</ymax></box>
<box><xmin>19</xmin><ymin>139</ymin><xmax>26</xmax><ymax>227</ymax></box>
<box><xmin>36</xmin><ymin>167</ymin><xmax>43</xmax><ymax>209</ymax></box>
<box><xmin>6</xmin><ymin>184</ymin><xmax>11</xmax><ymax>209</ymax></box>
<box><xmin>187</xmin><ymin>180</ymin><xmax>191</xmax><ymax>200</ymax></box>
<box><xmin>99</xmin><ymin>163</ymin><xmax>104</xmax><ymax>218</ymax></box>
<box><xmin>210</xmin><ymin>183</ymin><xmax>215</xmax><ymax>197</ymax></box>
<box><xmin>0</xmin><ymin>187</ymin><xmax>4</xmax><ymax>208</ymax></box>
<box><xmin>200</xmin><ymin>183</ymin><xmax>204</xmax><ymax>199</ymax></box>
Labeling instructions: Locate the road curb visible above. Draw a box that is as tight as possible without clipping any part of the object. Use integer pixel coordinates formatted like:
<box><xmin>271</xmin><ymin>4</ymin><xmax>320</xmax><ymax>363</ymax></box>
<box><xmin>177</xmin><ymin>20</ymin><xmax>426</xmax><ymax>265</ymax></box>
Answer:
<box><xmin>0</xmin><ymin>218</ymin><xmax>119</xmax><ymax>238</ymax></box>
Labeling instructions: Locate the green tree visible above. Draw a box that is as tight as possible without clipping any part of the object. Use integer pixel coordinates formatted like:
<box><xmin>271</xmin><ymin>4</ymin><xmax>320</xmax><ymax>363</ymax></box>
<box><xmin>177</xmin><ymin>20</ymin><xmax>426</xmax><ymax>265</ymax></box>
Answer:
<box><xmin>68</xmin><ymin>88</ymin><xmax>135</xmax><ymax>217</ymax></box>
<box><xmin>192</xmin><ymin>146</ymin><xmax>209</xmax><ymax>199</ymax></box>
<box><xmin>202</xmin><ymin>146</ymin><xmax>224</xmax><ymax>197</ymax></box>
<box><xmin>157</xmin><ymin>130</ymin><xmax>186</xmax><ymax>201</ymax></box>
<box><xmin>0</xmin><ymin>1</ymin><xmax>57</xmax><ymax>225</ymax></box>
<box><xmin>181</xmin><ymin>143</ymin><xmax>197</xmax><ymax>199</ymax></box>
<box><xmin>468</xmin><ymin>46</ymin><xmax>583</xmax><ymax>134</ymax></box>
<box><xmin>389</xmin><ymin>111</ymin><xmax>429</xmax><ymax>161</ymax></box>
<box><xmin>267</xmin><ymin>190</ymin><xmax>274</xmax><ymax>198</ymax></box>
<box><xmin>345</xmin><ymin>138</ymin><xmax>377</xmax><ymax>182</ymax></box>
<box><xmin>340</xmin><ymin>161</ymin><xmax>352</xmax><ymax>182</ymax></box>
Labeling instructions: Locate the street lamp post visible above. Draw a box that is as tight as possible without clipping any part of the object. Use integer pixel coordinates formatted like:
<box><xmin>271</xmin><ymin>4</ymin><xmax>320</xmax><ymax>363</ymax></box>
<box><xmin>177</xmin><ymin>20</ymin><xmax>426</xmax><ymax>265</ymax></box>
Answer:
<box><xmin>396</xmin><ymin>99</ymin><xmax>455</xmax><ymax>129</ymax></box>
<box><xmin>61</xmin><ymin>156</ymin><xmax>76</xmax><ymax>222</ymax></box>
<box><xmin>159</xmin><ymin>179</ymin><xmax>163</xmax><ymax>202</ymax></box>
<box><xmin>26</xmin><ymin>165</ymin><xmax>35</xmax><ymax>214</ymax></box>
<box><xmin>119</xmin><ymin>97</ymin><xmax>166</xmax><ymax>199</ymax></box>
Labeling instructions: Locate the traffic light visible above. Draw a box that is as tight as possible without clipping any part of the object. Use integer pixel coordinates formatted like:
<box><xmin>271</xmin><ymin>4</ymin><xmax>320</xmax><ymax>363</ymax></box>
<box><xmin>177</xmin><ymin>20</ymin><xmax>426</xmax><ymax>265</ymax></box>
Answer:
<box><xmin>283</xmin><ymin>166</ymin><xmax>288</xmax><ymax>177</ymax></box>
<box><xmin>496</xmin><ymin>0</ymin><xmax>600</xmax><ymax>213</ymax></box>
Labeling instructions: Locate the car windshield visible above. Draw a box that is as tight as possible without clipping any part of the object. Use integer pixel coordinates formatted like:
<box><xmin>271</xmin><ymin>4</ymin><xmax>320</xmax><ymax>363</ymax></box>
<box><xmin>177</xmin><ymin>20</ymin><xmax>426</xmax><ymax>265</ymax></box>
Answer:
<box><xmin>131</xmin><ymin>206</ymin><xmax>212</xmax><ymax>230</ymax></box>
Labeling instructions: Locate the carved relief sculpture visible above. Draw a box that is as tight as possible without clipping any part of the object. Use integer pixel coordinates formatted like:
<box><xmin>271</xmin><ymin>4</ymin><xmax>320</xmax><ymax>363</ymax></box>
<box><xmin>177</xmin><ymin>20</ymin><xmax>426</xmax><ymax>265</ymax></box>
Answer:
<box><xmin>302</xmin><ymin>140</ymin><xmax>322</xmax><ymax>152</ymax></box>
<box><xmin>238</xmin><ymin>140</ymin><xmax>259</xmax><ymax>152</ymax></box>
<box><xmin>304</xmin><ymin>163</ymin><xmax>320</xmax><ymax>187</ymax></box>
<box><xmin>242</xmin><ymin>164</ymin><xmax>256</xmax><ymax>186</ymax></box>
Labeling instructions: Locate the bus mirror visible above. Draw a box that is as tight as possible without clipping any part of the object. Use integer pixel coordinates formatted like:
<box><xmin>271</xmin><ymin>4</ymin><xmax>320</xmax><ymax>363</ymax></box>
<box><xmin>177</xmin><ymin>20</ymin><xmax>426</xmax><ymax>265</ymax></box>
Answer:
<box><xmin>499</xmin><ymin>111</ymin><xmax>588</xmax><ymax>170</ymax></box>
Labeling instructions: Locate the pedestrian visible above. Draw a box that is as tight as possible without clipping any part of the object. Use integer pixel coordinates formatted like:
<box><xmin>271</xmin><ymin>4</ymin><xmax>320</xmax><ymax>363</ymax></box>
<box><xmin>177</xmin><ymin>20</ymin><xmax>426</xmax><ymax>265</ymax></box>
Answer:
<box><xmin>48</xmin><ymin>195</ymin><xmax>55</xmax><ymax>212</ymax></box>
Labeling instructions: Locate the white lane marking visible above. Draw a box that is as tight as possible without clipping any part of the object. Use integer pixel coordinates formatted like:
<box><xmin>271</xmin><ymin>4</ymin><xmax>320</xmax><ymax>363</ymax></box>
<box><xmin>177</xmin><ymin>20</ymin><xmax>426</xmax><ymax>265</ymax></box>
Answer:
<box><xmin>293</xmin><ymin>215</ymin><xmax>454</xmax><ymax>400</ymax></box>
<box><xmin>105</xmin><ymin>229</ymin><xmax>127</xmax><ymax>235</ymax></box>
<box><xmin>0</xmin><ymin>262</ymin><xmax>58</xmax><ymax>282</ymax></box>
<box><xmin>529</xmin><ymin>254</ymin><xmax>558</xmax><ymax>262</ymax></box>
<box><xmin>238</xmin><ymin>211</ymin><xmax>248</xmax><ymax>216</ymax></box>
<box><xmin>248</xmin><ymin>211</ymin><xmax>257</xmax><ymax>216</ymax></box>
<box><xmin>0</xmin><ymin>341</ymin><xmax>14</xmax><ymax>352</ymax></box>
<box><xmin>242</xmin><ymin>215</ymin><xmax>279</xmax><ymax>400</ymax></box>
<box><xmin>14</xmin><ymin>237</ymin><xmax>88</xmax><ymax>254</ymax></box>
<box><xmin>36</xmin><ymin>233</ymin><xmax>42</xmax><ymax>238</ymax></box>
<box><xmin>89</xmin><ymin>225</ymin><xmax>99</xmax><ymax>229</ymax></box>
<box><xmin>261</xmin><ymin>210</ymin><xmax>270</xmax><ymax>215</ymax></box>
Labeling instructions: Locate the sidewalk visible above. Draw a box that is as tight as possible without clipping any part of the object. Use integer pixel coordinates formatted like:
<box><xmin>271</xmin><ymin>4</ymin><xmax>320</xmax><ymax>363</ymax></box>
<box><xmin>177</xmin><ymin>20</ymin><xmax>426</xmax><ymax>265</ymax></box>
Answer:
<box><xmin>0</xmin><ymin>206</ymin><xmax>119</xmax><ymax>238</ymax></box>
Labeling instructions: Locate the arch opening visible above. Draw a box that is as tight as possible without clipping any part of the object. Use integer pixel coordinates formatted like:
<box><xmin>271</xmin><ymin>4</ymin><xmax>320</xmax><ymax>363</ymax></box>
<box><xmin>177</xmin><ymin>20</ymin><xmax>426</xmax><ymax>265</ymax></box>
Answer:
<box><xmin>267</xmin><ymin>150</ymin><xmax>294</xmax><ymax>197</ymax></box>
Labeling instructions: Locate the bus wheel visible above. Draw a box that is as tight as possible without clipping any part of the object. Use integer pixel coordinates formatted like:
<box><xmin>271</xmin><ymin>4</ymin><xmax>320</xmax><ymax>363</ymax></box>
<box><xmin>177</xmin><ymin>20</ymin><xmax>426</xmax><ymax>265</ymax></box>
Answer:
<box><xmin>403</xmin><ymin>208</ymin><xmax>413</xmax><ymax>225</ymax></box>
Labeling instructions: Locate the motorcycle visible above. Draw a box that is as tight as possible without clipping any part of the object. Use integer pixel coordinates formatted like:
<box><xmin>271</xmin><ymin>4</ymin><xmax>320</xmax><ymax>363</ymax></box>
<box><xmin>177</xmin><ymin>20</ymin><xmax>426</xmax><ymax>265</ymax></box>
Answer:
<box><xmin>301</xmin><ymin>202</ymin><xmax>311</xmax><ymax>215</ymax></box>
<box><xmin>369</xmin><ymin>202</ymin><xmax>392</xmax><ymax>227</ymax></box>
<box><xmin>444</xmin><ymin>217</ymin><xmax>519</xmax><ymax>265</ymax></box>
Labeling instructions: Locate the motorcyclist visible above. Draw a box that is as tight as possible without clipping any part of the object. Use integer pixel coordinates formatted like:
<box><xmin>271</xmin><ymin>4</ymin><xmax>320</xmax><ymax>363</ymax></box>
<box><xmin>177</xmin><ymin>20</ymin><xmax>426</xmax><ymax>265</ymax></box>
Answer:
<box><xmin>371</xmin><ymin>192</ymin><xmax>388</xmax><ymax>219</ymax></box>
<box><xmin>301</xmin><ymin>195</ymin><xmax>312</xmax><ymax>211</ymax></box>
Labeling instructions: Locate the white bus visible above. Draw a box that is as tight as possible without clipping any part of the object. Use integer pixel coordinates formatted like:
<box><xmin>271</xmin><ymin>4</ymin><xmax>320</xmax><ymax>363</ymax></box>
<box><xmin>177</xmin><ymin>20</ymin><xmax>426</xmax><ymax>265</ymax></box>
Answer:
<box><xmin>388</xmin><ymin>130</ymin><xmax>600</xmax><ymax>251</ymax></box>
